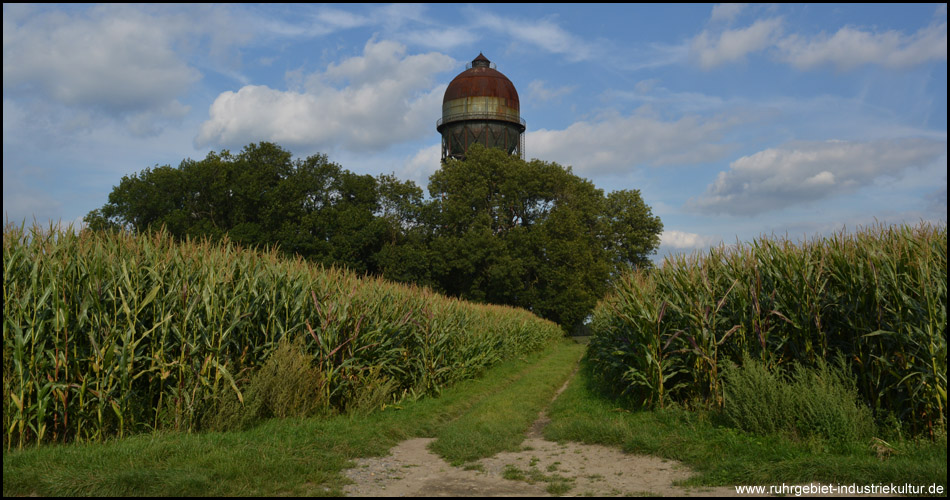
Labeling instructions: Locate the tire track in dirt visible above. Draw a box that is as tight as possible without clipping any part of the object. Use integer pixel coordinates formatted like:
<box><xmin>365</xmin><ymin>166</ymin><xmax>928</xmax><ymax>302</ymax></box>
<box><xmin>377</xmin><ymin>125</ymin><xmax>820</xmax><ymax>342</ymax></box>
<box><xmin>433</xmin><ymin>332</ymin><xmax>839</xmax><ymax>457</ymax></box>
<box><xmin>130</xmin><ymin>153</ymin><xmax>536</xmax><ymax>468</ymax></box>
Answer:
<box><xmin>342</xmin><ymin>367</ymin><xmax>751</xmax><ymax>497</ymax></box>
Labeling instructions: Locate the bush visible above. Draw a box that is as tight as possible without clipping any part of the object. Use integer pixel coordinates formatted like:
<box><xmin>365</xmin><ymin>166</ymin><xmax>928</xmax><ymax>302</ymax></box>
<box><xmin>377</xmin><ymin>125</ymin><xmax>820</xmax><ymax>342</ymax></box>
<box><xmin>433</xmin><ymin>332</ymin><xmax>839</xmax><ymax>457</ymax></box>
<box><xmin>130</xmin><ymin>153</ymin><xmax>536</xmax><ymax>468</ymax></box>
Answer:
<box><xmin>206</xmin><ymin>334</ymin><xmax>326</xmax><ymax>431</ymax></box>
<box><xmin>722</xmin><ymin>355</ymin><xmax>795</xmax><ymax>436</ymax></box>
<box><xmin>789</xmin><ymin>356</ymin><xmax>875</xmax><ymax>445</ymax></box>
<box><xmin>722</xmin><ymin>354</ymin><xmax>875</xmax><ymax>444</ymax></box>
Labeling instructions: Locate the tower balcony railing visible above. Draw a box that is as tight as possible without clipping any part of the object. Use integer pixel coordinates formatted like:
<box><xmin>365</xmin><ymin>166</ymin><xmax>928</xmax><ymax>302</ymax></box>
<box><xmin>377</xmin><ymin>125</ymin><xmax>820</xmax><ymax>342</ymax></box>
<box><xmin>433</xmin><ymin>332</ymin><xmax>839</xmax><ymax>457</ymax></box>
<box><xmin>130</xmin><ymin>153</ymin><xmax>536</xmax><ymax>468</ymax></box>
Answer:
<box><xmin>437</xmin><ymin>112</ymin><xmax>526</xmax><ymax>131</ymax></box>
<box><xmin>466</xmin><ymin>61</ymin><xmax>496</xmax><ymax>70</ymax></box>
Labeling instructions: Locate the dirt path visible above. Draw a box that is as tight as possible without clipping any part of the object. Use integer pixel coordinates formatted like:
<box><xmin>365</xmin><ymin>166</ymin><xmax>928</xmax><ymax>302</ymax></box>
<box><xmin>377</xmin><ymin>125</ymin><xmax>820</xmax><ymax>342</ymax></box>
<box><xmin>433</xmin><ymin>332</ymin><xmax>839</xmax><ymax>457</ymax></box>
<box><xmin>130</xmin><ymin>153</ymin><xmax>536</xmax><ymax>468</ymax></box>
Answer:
<box><xmin>342</xmin><ymin>373</ymin><xmax>749</xmax><ymax>497</ymax></box>
<box><xmin>341</xmin><ymin>435</ymin><xmax>753</xmax><ymax>497</ymax></box>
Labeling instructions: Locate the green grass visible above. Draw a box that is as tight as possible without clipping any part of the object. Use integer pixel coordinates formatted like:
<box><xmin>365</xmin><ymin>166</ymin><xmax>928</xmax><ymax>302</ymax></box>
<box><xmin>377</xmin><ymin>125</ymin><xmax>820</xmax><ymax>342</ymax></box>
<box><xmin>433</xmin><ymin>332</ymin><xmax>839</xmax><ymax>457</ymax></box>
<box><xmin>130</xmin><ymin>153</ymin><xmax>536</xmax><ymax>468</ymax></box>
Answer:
<box><xmin>544</xmin><ymin>358</ymin><xmax>948</xmax><ymax>491</ymax></box>
<box><xmin>428</xmin><ymin>341</ymin><xmax>585</xmax><ymax>464</ymax></box>
<box><xmin>501</xmin><ymin>464</ymin><xmax>575</xmax><ymax>496</ymax></box>
<box><xmin>2</xmin><ymin>340</ymin><xmax>577</xmax><ymax>497</ymax></box>
<box><xmin>6</xmin><ymin>340</ymin><xmax>945</xmax><ymax>496</ymax></box>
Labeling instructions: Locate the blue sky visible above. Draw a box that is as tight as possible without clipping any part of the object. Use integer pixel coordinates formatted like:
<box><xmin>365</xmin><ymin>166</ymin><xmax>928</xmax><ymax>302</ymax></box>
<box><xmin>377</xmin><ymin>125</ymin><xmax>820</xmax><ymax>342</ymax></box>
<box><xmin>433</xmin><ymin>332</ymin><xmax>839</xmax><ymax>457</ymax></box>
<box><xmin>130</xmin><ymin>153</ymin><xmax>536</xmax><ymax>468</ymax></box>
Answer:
<box><xmin>3</xmin><ymin>3</ymin><xmax>947</xmax><ymax>261</ymax></box>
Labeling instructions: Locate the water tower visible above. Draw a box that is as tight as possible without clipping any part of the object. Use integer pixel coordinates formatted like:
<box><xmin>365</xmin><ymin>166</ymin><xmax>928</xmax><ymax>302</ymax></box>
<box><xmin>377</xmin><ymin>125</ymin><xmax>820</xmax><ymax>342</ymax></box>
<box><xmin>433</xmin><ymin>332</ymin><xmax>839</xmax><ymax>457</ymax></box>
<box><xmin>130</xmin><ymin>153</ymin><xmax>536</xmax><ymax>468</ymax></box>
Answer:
<box><xmin>437</xmin><ymin>54</ymin><xmax>525</xmax><ymax>161</ymax></box>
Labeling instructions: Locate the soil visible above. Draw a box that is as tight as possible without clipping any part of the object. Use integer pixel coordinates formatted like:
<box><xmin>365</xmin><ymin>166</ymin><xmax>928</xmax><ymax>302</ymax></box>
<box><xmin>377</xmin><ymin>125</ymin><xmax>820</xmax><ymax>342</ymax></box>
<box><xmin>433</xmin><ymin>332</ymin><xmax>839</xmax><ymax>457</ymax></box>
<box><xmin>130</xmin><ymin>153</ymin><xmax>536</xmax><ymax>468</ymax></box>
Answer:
<box><xmin>343</xmin><ymin>374</ymin><xmax>737</xmax><ymax>497</ymax></box>
<box><xmin>342</xmin><ymin>374</ymin><xmax>889</xmax><ymax>497</ymax></box>
<box><xmin>341</xmin><ymin>435</ymin><xmax>745</xmax><ymax>497</ymax></box>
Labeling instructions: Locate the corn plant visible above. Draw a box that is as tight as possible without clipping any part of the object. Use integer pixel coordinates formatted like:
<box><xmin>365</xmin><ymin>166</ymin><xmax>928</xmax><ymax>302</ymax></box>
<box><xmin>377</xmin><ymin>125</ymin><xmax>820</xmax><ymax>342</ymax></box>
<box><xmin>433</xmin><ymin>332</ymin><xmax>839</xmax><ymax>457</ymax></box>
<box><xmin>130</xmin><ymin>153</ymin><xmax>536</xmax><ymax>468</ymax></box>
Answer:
<box><xmin>3</xmin><ymin>222</ymin><xmax>562</xmax><ymax>449</ymax></box>
<box><xmin>587</xmin><ymin>222</ymin><xmax>946</xmax><ymax>436</ymax></box>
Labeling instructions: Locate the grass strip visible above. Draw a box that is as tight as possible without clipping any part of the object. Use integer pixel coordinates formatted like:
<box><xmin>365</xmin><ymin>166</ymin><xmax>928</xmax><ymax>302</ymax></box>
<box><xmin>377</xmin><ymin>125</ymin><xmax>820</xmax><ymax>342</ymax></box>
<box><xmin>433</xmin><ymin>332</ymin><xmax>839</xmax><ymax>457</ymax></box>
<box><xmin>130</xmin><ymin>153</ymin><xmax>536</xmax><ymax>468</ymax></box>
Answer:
<box><xmin>544</xmin><ymin>358</ymin><xmax>947</xmax><ymax>492</ymax></box>
<box><xmin>428</xmin><ymin>341</ymin><xmax>585</xmax><ymax>465</ymax></box>
<box><xmin>2</xmin><ymin>340</ymin><xmax>572</xmax><ymax>497</ymax></box>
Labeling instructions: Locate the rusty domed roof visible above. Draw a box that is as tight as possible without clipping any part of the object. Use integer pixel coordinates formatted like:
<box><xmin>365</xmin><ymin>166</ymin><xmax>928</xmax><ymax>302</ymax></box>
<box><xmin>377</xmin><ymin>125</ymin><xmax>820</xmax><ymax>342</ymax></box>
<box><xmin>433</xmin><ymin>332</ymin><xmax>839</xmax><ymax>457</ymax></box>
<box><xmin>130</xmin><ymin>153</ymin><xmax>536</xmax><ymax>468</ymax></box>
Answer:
<box><xmin>443</xmin><ymin>54</ymin><xmax>520</xmax><ymax>110</ymax></box>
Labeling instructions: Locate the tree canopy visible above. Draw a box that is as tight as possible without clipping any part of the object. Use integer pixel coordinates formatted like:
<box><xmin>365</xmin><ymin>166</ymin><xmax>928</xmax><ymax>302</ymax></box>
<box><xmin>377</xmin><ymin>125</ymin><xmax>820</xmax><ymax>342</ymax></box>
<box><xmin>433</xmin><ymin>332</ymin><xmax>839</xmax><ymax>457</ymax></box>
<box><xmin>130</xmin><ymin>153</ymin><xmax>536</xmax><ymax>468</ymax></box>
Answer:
<box><xmin>426</xmin><ymin>145</ymin><xmax>662</xmax><ymax>328</ymax></box>
<box><xmin>86</xmin><ymin>142</ymin><xmax>663</xmax><ymax>331</ymax></box>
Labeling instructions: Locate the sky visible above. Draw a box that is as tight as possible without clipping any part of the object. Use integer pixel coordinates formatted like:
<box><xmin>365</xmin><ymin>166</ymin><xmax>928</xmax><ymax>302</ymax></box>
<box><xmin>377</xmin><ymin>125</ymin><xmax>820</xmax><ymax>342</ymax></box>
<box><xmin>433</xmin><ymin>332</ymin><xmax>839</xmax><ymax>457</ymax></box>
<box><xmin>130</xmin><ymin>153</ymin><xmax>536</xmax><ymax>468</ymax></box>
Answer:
<box><xmin>3</xmin><ymin>3</ymin><xmax>947</xmax><ymax>262</ymax></box>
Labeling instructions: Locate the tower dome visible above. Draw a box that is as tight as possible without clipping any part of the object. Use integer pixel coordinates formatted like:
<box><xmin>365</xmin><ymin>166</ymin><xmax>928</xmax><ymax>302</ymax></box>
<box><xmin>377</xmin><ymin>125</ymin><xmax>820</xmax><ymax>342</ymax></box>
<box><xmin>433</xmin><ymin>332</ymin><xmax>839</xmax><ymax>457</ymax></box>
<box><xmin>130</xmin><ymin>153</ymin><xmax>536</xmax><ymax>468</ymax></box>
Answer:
<box><xmin>437</xmin><ymin>54</ymin><xmax>525</xmax><ymax>161</ymax></box>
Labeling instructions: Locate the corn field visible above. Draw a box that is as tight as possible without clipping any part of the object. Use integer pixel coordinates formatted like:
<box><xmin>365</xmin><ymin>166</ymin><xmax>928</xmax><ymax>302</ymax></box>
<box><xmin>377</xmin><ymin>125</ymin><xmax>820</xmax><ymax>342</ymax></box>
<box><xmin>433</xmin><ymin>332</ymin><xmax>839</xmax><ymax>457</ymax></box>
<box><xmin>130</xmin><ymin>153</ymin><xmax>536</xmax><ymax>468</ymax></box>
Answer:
<box><xmin>3</xmin><ymin>223</ymin><xmax>562</xmax><ymax>449</ymax></box>
<box><xmin>587</xmin><ymin>223</ymin><xmax>947</xmax><ymax>436</ymax></box>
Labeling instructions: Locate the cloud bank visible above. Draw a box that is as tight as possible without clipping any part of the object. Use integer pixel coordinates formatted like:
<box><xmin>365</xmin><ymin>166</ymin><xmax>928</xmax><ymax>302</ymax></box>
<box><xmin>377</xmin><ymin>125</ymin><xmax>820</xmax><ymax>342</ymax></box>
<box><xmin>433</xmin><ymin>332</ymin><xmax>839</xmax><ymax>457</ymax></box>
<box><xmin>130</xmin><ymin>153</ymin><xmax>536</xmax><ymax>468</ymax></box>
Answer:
<box><xmin>196</xmin><ymin>40</ymin><xmax>454</xmax><ymax>152</ymax></box>
<box><xmin>688</xmin><ymin>138</ymin><xmax>947</xmax><ymax>215</ymax></box>
<box><xmin>691</xmin><ymin>8</ymin><xmax>946</xmax><ymax>71</ymax></box>
<box><xmin>3</xmin><ymin>5</ymin><xmax>199</xmax><ymax>118</ymax></box>
<box><xmin>526</xmin><ymin>110</ymin><xmax>738</xmax><ymax>173</ymax></box>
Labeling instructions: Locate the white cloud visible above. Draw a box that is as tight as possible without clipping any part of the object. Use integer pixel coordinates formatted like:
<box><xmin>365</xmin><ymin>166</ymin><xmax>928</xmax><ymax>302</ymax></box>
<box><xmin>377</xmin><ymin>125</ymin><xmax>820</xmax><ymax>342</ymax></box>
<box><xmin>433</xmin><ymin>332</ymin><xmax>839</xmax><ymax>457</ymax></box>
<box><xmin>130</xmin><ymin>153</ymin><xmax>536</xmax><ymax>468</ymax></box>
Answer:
<box><xmin>634</xmin><ymin>79</ymin><xmax>660</xmax><ymax>94</ymax></box>
<box><xmin>661</xmin><ymin>230</ymin><xmax>721</xmax><ymax>250</ymax></box>
<box><xmin>400</xmin><ymin>144</ymin><xmax>443</xmax><ymax>186</ymax></box>
<box><xmin>256</xmin><ymin>4</ymin><xmax>459</xmax><ymax>50</ymax></box>
<box><xmin>692</xmin><ymin>8</ymin><xmax>947</xmax><ymax>71</ymax></box>
<box><xmin>688</xmin><ymin>138</ymin><xmax>947</xmax><ymax>215</ymax></box>
<box><xmin>373</xmin><ymin>4</ymin><xmax>428</xmax><ymax>31</ymax></box>
<box><xmin>196</xmin><ymin>40</ymin><xmax>454</xmax><ymax>152</ymax></box>
<box><xmin>472</xmin><ymin>11</ymin><xmax>599</xmax><ymax>62</ymax></box>
<box><xmin>319</xmin><ymin>38</ymin><xmax>451</xmax><ymax>88</ymax></box>
<box><xmin>525</xmin><ymin>109</ymin><xmax>738</xmax><ymax>173</ymax></box>
<box><xmin>2</xmin><ymin>5</ymin><xmax>200</xmax><ymax>114</ymax></box>
<box><xmin>776</xmin><ymin>21</ymin><xmax>947</xmax><ymax>70</ymax></box>
<box><xmin>258</xmin><ymin>6</ymin><xmax>371</xmax><ymax>38</ymax></box>
<box><xmin>710</xmin><ymin>4</ymin><xmax>747</xmax><ymax>24</ymax></box>
<box><xmin>314</xmin><ymin>6</ymin><xmax>371</xmax><ymax>31</ymax></box>
<box><xmin>527</xmin><ymin>80</ymin><xmax>577</xmax><ymax>102</ymax></box>
<box><xmin>2</xmin><ymin>4</ymin><xmax>255</xmax><ymax>139</ymax></box>
<box><xmin>401</xmin><ymin>27</ymin><xmax>478</xmax><ymax>50</ymax></box>
<box><xmin>690</xmin><ymin>18</ymin><xmax>783</xmax><ymax>69</ymax></box>
<box><xmin>128</xmin><ymin>101</ymin><xmax>193</xmax><ymax>138</ymax></box>
<box><xmin>2</xmin><ymin>161</ymin><xmax>64</xmax><ymax>224</ymax></box>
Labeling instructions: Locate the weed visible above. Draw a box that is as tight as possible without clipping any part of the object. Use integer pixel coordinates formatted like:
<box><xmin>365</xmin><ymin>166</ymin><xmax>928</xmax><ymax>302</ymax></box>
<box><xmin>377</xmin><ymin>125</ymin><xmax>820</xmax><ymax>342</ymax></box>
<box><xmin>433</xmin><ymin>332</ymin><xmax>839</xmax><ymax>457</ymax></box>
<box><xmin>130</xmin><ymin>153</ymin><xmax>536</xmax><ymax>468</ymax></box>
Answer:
<box><xmin>503</xmin><ymin>465</ymin><xmax>525</xmax><ymax>481</ymax></box>
<box><xmin>721</xmin><ymin>353</ymin><xmax>874</xmax><ymax>444</ymax></box>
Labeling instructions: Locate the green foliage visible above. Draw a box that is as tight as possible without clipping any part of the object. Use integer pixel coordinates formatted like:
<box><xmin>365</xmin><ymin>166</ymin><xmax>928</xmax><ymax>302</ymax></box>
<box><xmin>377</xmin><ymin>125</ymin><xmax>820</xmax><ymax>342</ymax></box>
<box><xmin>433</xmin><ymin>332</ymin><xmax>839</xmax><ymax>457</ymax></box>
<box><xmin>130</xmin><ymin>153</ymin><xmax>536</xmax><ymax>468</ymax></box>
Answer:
<box><xmin>83</xmin><ymin>142</ymin><xmax>393</xmax><ymax>276</ymax></box>
<box><xmin>84</xmin><ymin>141</ymin><xmax>663</xmax><ymax>331</ymax></box>
<box><xmin>343</xmin><ymin>365</ymin><xmax>399</xmax><ymax>416</ymax></box>
<box><xmin>2</xmin><ymin>342</ymin><xmax>576</xmax><ymax>497</ymax></box>
<box><xmin>722</xmin><ymin>354</ymin><xmax>875</xmax><ymax>444</ymax></box>
<box><xmin>2</xmin><ymin>222</ymin><xmax>562</xmax><ymax>448</ymax></box>
<box><xmin>603</xmin><ymin>189</ymin><xmax>664</xmax><ymax>273</ymax></box>
<box><xmin>427</xmin><ymin>144</ymin><xmax>662</xmax><ymax>329</ymax></box>
<box><xmin>721</xmin><ymin>355</ymin><xmax>793</xmax><ymax>437</ymax></box>
<box><xmin>789</xmin><ymin>356</ymin><xmax>875</xmax><ymax>445</ymax></box>
<box><xmin>588</xmin><ymin>223</ymin><xmax>947</xmax><ymax>436</ymax></box>
<box><xmin>428</xmin><ymin>341</ymin><xmax>584</xmax><ymax>464</ymax></box>
<box><xmin>207</xmin><ymin>334</ymin><xmax>327</xmax><ymax>431</ymax></box>
<box><xmin>544</xmin><ymin>360</ymin><xmax>947</xmax><ymax>491</ymax></box>
<box><xmin>503</xmin><ymin>465</ymin><xmax>526</xmax><ymax>481</ymax></box>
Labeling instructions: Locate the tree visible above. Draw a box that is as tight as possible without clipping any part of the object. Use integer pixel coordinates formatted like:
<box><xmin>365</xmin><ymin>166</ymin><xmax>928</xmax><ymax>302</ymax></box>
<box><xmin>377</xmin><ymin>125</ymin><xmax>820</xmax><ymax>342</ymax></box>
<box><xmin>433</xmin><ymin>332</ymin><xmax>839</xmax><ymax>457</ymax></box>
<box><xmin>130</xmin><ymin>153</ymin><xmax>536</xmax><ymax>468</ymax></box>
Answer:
<box><xmin>425</xmin><ymin>144</ymin><xmax>662</xmax><ymax>330</ymax></box>
<box><xmin>85</xmin><ymin>141</ymin><xmax>663</xmax><ymax>331</ymax></box>
<box><xmin>527</xmin><ymin>164</ymin><xmax>613</xmax><ymax>329</ymax></box>
<box><xmin>427</xmin><ymin>146</ymin><xmax>531</xmax><ymax>304</ymax></box>
<box><xmin>372</xmin><ymin>173</ymin><xmax>434</xmax><ymax>285</ymax></box>
<box><xmin>84</xmin><ymin>142</ymin><xmax>413</xmax><ymax>276</ymax></box>
<box><xmin>603</xmin><ymin>189</ymin><xmax>663</xmax><ymax>274</ymax></box>
<box><xmin>84</xmin><ymin>163</ymin><xmax>187</xmax><ymax>234</ymax></box>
